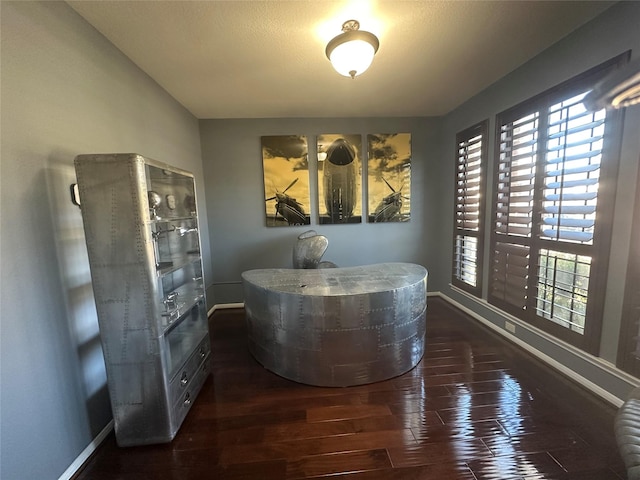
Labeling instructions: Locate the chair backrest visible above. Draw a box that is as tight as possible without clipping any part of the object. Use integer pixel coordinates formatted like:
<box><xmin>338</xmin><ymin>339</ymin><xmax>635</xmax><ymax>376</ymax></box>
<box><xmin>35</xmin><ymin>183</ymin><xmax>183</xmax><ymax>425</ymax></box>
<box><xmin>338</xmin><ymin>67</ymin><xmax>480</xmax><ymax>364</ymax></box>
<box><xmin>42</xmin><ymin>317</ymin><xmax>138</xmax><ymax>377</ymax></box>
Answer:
<box><xmin>293</xmin><ymin>230</ymin><xmax>328</xmax><ymax>268</ymax></box>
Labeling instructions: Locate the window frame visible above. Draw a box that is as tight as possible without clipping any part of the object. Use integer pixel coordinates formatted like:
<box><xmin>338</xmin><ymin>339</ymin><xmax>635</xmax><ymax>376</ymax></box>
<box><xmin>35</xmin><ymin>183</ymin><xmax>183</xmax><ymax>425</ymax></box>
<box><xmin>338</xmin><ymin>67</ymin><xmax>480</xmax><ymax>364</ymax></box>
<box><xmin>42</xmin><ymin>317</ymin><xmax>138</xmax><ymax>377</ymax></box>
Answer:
<box><xmin>488</xmin><ymin>53</ymin><xmax>628</xmax><ymax>354</ymax></box>
<box><xmin>452</xmin><ymin>120</ymin><xmax>489</xmax><ymax>296</ymax></box>
<box><xmin>617</xmin><ymin>154</ymin><xmax>640</xmax><ymax>376</ymax></box>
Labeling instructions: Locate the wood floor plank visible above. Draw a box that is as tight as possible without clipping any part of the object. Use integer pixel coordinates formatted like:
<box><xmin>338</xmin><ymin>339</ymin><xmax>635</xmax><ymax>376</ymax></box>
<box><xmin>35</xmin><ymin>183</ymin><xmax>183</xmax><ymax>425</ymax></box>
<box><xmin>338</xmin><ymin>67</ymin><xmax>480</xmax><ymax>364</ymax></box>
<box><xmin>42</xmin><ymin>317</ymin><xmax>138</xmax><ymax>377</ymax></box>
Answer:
<box><xmin>219</xmin><ymin>429</ymin><xmax>416</xmax><ymax>465</ymax></box>
<box><xmin>73</xmin><ymin>299</ymin><xmax>627</xmax><ymax>480</ymax></box>
<box><xmin>387</xmin><ymin>438</ymin><xmax>494</xmax><ymax>467</ymax></box>
<box><xmin>334</xmin><ymin>462</ymin><xmax>478</xmax><ymax>479</ymax></box>
<box><xmin>195</xmin><ymin>391</ymin><xmax>363</xmax><ymax>419</ymax></box>
<box><xmin>425</xmin><ymin>389</ymin><xmax>524</xmax><ymax>411</ymax></box>
<box><xmin>409</xmin><ymin>418</ymin><xmax>506</xmax><ymax>443</ymax></box>
<box><xmin>466</xmin><ymin>451</ymin><xmax>567</xmax><ymax>479</ymax></box>
<box><xmin>548</xmin><ymin>446</ymin><xmax>624</xmax><ymax>474</ymax></box>
<box><xmin>483</xmin><ymin>431</ymin><xmax>588</xmax><ymax>457</ymax></box>
<box><xmin>394</xmin><ymin>410</ymin><xmax>445</xmax><ymax>428</ymax></box>
<box><xmin>285</xmin><ymin>449</ymin><xmax>392</xmax><ymax>479</ymax></box>
<box><xmin>262</xmin><ymin>415</ymin><xmax>408</xmax><ymax>442</ymax></box>
<box><xmin>306</xmin><ymin>404</ymin><xmax>393</xmax><ymax>422</ymax></box>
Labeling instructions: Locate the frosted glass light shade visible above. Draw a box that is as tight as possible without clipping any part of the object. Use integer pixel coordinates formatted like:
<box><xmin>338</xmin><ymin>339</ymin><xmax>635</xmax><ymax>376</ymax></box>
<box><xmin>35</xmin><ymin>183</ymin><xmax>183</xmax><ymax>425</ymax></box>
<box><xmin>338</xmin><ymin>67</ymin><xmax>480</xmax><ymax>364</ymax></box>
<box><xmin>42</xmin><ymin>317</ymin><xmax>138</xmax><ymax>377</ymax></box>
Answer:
<box><xmin>325</xmin><ymin>20</ymin><xmax>379</xmax><ymax>79</ymax></box>
<box><xmin>329</xmin><ymin>40</ymin><xmax>376</xmax><ymax>78</ymax></box>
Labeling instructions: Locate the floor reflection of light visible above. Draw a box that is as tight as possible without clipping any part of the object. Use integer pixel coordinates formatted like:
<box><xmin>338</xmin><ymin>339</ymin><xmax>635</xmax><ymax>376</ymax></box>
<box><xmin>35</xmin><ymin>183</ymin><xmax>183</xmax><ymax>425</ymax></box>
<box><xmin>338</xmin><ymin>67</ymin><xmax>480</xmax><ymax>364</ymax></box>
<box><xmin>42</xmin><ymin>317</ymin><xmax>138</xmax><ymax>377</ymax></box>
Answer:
<box><xmin>499</xmin><ymin>373</ymin><xmax>524</xmax><ymax>435</ymax></box>
<box><xmin>454</xmin><ymin>385</ymin><xmax>473</xmax><ymax>434</ymax></box>
<box><xmin>452</xmin><ymin>341</ymin><xmax>475</xmax><ymax>444</ymax></box>
<box><xmin>449</xmin><ymin>364</ymin><xmax>548</xmax><ymax>477</ymax></box>
<box><xmin>482</xmin><ymin>373</ymin><xmax>547</xmax><ymax>478</ymax></box>
<box><xmin>500</xmin><ymin>374</ymin><xmax>522</xmax><ymax>412</ymax></box>
<box><xmin>402</xmin><ymin>377</ymin><xmax>428</xmax><ymax>417</ymax></box>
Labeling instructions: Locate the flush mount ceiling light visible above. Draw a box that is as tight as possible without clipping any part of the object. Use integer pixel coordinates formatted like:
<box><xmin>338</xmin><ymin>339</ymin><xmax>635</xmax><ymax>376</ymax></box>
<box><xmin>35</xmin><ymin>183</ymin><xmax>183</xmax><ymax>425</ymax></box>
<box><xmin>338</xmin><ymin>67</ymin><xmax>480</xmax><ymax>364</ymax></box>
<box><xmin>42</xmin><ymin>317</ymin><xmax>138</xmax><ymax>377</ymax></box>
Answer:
<box><xmin>325</xmin><ymin>20</ymin><xmax>379</xmax><ymax>79</ymax></box>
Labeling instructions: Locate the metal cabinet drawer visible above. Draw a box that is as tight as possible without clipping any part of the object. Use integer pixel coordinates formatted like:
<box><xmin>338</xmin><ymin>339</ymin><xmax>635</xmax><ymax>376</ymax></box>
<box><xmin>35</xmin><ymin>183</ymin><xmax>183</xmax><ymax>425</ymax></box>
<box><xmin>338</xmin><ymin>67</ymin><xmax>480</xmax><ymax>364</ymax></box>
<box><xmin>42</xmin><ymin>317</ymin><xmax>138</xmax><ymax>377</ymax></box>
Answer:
<box><xmin>168</xmin><ymin>335</ymin><xmax>210</xmax><ymax>409</ymax></box>
<box><xmin>171</xmin><ymin>352</ymin><xmax>211</xmax><ymax>429</ymax></box>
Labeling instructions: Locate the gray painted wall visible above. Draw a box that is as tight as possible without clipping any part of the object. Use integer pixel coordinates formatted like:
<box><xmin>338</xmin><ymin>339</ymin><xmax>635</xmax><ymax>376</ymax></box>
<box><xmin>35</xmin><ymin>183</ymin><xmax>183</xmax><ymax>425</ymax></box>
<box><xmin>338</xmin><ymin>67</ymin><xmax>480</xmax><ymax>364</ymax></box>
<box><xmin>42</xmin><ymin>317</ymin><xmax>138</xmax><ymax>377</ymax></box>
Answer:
<box><xmin>0</xmin><ymin>2</ymin><xmax>208</xmax><ymax>479</ymax></box>
<box><xmin>199</xmin><ymin>117</ymin><xmax>441</xmax><ymax>305</ymax></box>
<box><xmin>438</xmin><ymin>1</ymin><xmax>640</xmax><ymax>399</ymax></box>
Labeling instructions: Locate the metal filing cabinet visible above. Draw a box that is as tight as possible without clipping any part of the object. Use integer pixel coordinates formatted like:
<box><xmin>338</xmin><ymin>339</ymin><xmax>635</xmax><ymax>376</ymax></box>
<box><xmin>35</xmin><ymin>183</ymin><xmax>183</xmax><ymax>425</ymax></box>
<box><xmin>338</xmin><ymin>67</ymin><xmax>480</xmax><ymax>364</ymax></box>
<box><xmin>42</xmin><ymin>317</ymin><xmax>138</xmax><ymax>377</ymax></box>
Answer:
<box><xmin>74</xmin><ymin>153</ymin><xmax>211</xmax><ymax>447</ymax></box>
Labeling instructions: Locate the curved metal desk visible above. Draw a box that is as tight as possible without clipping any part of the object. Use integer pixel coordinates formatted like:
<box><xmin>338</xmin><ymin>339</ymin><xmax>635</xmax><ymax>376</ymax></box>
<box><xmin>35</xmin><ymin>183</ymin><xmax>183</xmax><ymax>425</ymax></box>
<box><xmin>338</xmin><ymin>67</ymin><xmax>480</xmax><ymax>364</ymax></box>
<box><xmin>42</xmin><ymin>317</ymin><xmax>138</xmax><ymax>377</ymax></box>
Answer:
<box><xmin>241</xmin><ymin>263</ymin><xmax>427</xmax><ymax>387</ymax></box>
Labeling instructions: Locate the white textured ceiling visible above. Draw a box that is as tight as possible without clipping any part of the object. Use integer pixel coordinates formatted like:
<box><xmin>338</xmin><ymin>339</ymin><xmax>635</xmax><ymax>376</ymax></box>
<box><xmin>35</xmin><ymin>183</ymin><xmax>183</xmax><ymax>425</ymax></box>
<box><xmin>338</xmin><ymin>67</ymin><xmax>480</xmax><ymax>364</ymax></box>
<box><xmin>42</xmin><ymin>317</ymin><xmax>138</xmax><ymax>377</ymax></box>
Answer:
<box><xmin>66</xmin><ymin>1</ymin><xmax>615</xmax><ymax>119</ymax></box>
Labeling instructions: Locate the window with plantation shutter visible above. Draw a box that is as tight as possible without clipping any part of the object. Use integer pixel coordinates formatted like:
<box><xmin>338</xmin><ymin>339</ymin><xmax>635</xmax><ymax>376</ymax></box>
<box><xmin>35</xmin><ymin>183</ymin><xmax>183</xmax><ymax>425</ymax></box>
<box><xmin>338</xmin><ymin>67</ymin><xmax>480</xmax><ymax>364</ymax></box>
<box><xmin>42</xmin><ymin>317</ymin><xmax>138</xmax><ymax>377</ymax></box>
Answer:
<box><xmin>489</xmin><ymin>53</ymin><xmax>627</xmax><ymax>353</ymax></box>
<box><xmin>452</xmin><ymin>121</ymin><xmax>488</xmax><ymax>296</ymax></box>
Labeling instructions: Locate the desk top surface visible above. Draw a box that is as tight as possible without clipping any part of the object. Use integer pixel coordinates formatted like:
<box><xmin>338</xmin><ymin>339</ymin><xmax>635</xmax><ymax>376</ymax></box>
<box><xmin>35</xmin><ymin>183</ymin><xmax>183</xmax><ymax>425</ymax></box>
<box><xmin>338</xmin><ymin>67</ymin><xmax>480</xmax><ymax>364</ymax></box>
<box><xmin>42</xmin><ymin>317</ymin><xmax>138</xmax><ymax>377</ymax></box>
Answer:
<box><xmin>242</xmin><ymin>263</ymin><xmax>427</xmax><ymax>296</ymax></box>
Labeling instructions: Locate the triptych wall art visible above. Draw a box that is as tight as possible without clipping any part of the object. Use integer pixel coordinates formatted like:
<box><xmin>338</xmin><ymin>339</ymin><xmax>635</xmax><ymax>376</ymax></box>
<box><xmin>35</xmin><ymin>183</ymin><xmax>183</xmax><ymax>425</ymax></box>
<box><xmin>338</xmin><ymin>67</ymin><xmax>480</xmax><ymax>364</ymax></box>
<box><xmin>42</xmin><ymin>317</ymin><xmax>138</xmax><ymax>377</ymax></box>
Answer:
<box><xmin>261</xmin><ymin>133</ymin><xmax>411</xmax><ymax>227</ymax></box>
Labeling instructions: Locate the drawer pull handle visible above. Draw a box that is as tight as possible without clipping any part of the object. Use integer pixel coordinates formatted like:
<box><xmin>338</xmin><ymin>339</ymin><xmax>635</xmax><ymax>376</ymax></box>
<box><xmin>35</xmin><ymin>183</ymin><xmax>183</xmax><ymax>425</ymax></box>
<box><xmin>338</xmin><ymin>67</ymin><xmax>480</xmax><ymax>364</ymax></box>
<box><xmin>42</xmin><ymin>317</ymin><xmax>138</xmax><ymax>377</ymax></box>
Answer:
<box><xmin>183</xmin><ymin>393</ymin><xmax>191</xmax><ymax>406</ymax></box>
<box><xmin>180</xmin><ymin>372</ymin><xmax>189</xmax><ymax>386</ymax></box>
<box><xmin>199</xmin><ymin>347</ymin><xmax>206</xmax><ymax>359</ymax></box>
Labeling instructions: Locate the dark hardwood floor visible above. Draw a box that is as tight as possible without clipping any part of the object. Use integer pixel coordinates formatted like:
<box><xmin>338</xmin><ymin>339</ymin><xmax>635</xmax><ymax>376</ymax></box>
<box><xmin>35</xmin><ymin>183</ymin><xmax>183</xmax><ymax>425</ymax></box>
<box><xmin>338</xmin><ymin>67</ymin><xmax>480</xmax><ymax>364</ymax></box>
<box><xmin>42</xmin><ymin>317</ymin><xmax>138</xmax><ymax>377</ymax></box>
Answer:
<box><xmin>75</xmin><ymin>298</ymin><xmax>627</xmax><ymax>479</ymax></box>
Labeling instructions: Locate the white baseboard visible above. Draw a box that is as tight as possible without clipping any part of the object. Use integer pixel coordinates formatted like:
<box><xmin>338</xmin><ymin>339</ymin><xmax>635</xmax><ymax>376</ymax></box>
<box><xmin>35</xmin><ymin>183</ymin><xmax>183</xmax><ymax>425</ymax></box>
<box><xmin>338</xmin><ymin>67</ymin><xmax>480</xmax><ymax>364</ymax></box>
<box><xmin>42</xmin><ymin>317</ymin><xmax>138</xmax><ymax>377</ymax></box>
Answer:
<box><xmin>58</xmin><ymin>420</ymin><xmax>113</xmax><ymax>480</ymax></box>
<box><xmin>207</xmin><ymin>302</ymin><xmax>244</xmax><ymax>317</ymax></box>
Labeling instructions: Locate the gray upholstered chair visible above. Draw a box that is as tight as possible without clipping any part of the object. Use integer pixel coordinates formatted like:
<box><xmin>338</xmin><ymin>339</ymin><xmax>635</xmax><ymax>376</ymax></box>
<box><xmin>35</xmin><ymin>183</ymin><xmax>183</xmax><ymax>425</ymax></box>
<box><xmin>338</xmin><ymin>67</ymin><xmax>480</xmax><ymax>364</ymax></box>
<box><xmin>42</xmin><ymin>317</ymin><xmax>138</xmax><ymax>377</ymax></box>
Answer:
<box><xmin>616</xmin><ymin>386</ymin><xmax>640</xmax><ymax>479</ymax></box>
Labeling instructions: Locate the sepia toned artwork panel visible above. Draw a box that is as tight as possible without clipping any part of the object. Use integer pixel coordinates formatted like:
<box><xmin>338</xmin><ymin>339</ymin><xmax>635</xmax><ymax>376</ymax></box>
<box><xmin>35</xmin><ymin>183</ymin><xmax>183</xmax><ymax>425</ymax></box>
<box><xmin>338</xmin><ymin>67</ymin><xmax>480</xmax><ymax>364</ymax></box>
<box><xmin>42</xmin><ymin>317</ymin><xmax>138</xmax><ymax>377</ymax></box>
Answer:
<box><xmin>262</xmin><ymin>135</ymin><xmax>311</xmax><ymax>226</ymax></box>
<box><xmin>367</xmin><ymin>133</ymin><xmax>411</xmax><ymax>222</ymax></box>
<box><xmin>317</xmin><ymin>134</ymin><xmax>362</xmax><ymax>224</ymax></box>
